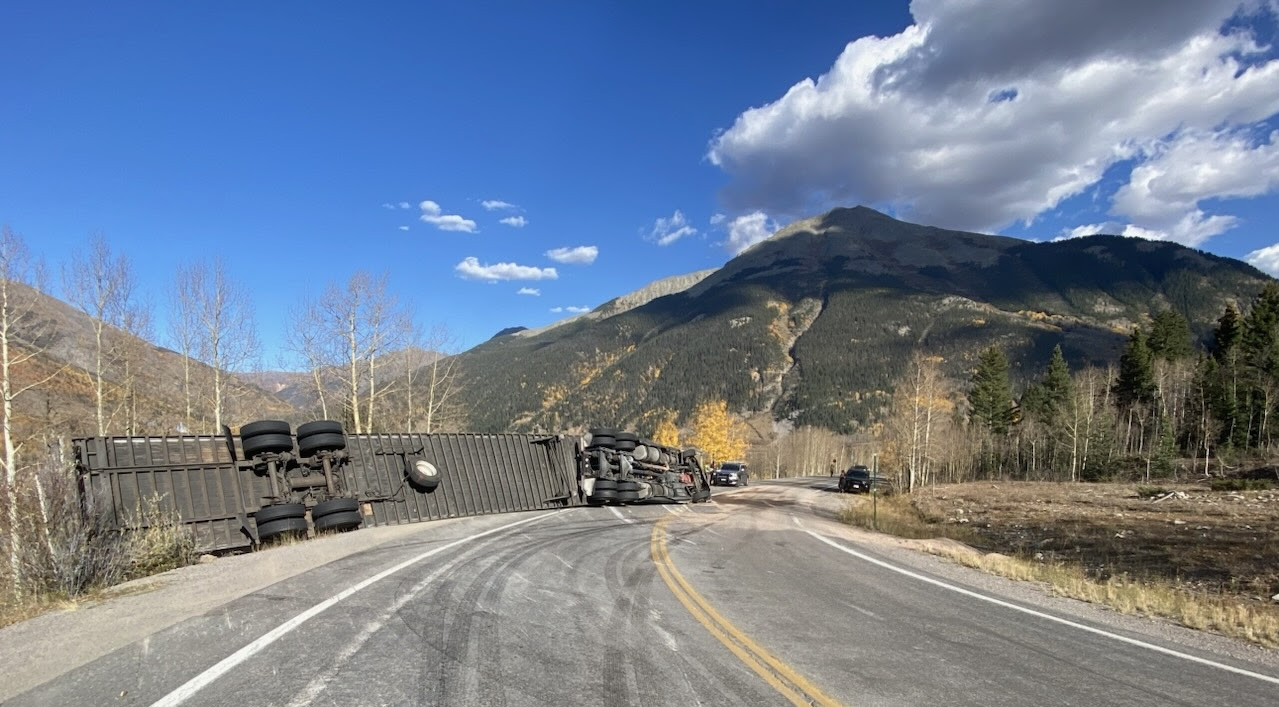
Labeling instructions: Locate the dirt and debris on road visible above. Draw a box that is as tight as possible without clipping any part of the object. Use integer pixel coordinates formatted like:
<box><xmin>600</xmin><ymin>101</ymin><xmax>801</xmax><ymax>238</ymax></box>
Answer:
<box><xmin>907</xmin><ymin>481</ymin><xmax>1279</xmax><ymax>603</ymax></box>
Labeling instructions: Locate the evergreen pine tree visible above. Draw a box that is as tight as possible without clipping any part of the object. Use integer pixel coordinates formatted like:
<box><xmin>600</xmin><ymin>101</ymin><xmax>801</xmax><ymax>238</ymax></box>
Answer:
<box><xmin>968</xmin><ymin>345</ymin><xmax>1013</xmax><ymax>435</ymax></box>
<box><xmin>1041</xmin><ymin>345</ymin><xmax>1073</xmax><ymax>420</ymax></box>
<box><xmin>1147</xmin><ymin>310</ymin><xmax>1193</xmax><ymax>361</ymax></box>
<box><xmin>1114</xmin><ymin>328</ymin><xmax>1156</xmax><ymax>408</ymax></box>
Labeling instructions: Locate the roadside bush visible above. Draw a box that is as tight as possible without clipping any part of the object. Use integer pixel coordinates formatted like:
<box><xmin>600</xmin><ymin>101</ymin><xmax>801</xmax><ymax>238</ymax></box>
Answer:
<box><xmin>1135</xmin><ymin>486</ymin><xmax>1173</xmax><ymax>499</ymax></box>
<box><xmin>2</xmin><ymin>460</ymin><xmax>194</xmax><ymax>627</ymax></box>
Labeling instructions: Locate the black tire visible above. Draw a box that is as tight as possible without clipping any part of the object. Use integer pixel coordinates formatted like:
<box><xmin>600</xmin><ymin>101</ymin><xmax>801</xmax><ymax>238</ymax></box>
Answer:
<box><xmin>314</xmin><ymin>511</ymin><xmax>363</xmax><ymax>532</ymax></box>
<box><xmin>299</xmin><ymin>432</ymin><xmax>346</xmax><ymax>456</ymax></box>
<box><xmin>614</xmin><ymin>439</ymin><xmax>637</xmax><ymax>453</ymax></box>
<box><xmin>591</xmin><ymin>478</ymin><xmax>618</xmax><ymax>491</ymax></box>
<box><xmin>615</xmin><ymin>431</ymin><xmax>639</xmax><ymax>444</ymax></box>
<box><xmin>243</xmin><ymin>433</ymin><xmax>294</xmax><ymax>458</ymax></box>
<box><xmin>297</xmin><ymin>420</ymin><xmax>344</xmax><ymax>438</ymax></box>
<box><xmin>258</xmin><ymin>516</ymin><xmax>308</xmax><ymax>541</ymax></box>
<box><xmin>615</xmin><ymin>490</ymin><xmax>639</xmax><ymax>501</ymax></box>
<box><xmin>406</xmin><ymin>458</ymin><xmax>440</xmax><ymax>490</ymax></box>
<box><xmin>312</xmin><ymin>497</ymin><xmax>359</xmax><ymax>519</ymax></box>
<box><xmin>588</xmin><ymin>426</ymin><xmax>618</xmax><ymax>438</ymax></box>
<box><xmin>590</xmin><ymin>489</ymin><xmax>618</xmax><ymax>502</ymax></box>
<box><xmin>240</xmin><ymin>420</ymin><xmax>291</xmax><ymax>438</ymax></box>
<box><xmin>617</xmin><ymin>481</ymin><xmax>641</xmax><ymax>492</ymax></box>
<box><xmin>255</xmin><ymin>502</ymin><xmax>306</xmax><ymax>525</ymax></box>
<box><xmin>586</xmin><ymin>435</ymin><xmax>615</xmax><ymax>449</ymax></box>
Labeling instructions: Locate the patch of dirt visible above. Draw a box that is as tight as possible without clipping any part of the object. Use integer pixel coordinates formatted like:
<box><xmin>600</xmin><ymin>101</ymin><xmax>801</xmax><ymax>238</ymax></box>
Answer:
<box><xmin>908</xmin><ymin>481</ymin><xmax>1279</xmax><ymax>603</ymax></box>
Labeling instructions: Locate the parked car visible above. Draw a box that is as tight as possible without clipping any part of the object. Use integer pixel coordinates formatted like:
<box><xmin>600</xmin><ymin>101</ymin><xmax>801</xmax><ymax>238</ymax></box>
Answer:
<box><xmin>838</xmin><ymin>465</ymin><xmax>893</xmax><ymax>494</ymax></box>
<box><xmin>711</xmin><ymin>461</ymin><xmax>749</xmax><ymax>486</ymax></box>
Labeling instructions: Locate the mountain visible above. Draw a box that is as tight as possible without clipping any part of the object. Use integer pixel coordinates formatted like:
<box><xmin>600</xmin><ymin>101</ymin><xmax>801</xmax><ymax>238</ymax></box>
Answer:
<box><xmin>451</xmin><ymin>206</ymin><xmax>1270</xmax><ymax>434</ymax></box>
<box><xmin>6</xmin><ymin>281</ymin><xmax>294</xmax><ymax>441</ymax></box>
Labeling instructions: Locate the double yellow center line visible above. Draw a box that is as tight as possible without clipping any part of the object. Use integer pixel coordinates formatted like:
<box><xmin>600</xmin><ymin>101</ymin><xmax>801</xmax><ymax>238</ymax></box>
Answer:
<box><xmin>650</xmin><ymin>516</ymin><xmax>842</xmax><ymax>707</ymax></box>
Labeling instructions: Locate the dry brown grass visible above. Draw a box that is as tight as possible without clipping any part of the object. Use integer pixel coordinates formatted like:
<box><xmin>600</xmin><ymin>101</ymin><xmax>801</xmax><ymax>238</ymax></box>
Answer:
<box><xmin>839</xmin><ymin>484</ymin><xmax>1279</xmax><ymax>649</ymax></box>
<box><xmin>1</xmin><ymin>465</ymin><xmax>195</xmax><ymax>628</ymax></box>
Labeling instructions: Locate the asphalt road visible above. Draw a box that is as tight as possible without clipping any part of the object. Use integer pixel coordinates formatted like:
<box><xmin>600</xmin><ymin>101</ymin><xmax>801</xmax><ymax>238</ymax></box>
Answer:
<box><xmin>5</xmin><ymin>479</ymin><xmax>1279</xmax><ymax>706</ymax></box>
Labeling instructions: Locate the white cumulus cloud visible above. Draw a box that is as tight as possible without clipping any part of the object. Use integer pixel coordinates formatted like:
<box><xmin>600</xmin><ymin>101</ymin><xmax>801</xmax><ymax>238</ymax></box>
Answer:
<box><xmin>455</xmin><ymin>257</ymin><xmax>557</xmax><ymax>282</ymax></box>
<box><xmin>1246</xmin><ymin>242</ymin><xmax>1279</xmax><ymax>276</ymax></box>
<box><xmin>649</xmin><ymin>210</ymin><xmax>698</xmax><ymax>245</ymax></box>
<box><xmin>545</xmin><ymin>245</ymin><xmax>599</xmax><ymax>264</ymax></box>
<box><xmin>482</xmin><ymin>199</ymin><xmax>518</xmax><ymax>210</ymax></box>
<box><xmin>724</xmin><ymin>211</ymin><xmax>779</xmax><ymax>254</ymax></box>
<box><xmin>500</xmin><ymin>215</ymin><xmax>528</xmax><ymax>228</ymax></box>
<box><xmin>551</xmin><ymin>305</ymin><xmax>590</xmax><ymax>313</ymax></box>
<box><xmin>398</xmin><ymin>201</ymin><xmax>411</xmax><ymax>209</ymax></box>
<box><xmin>708</xmin><ymin>0</ymin><xmax>1279</xmax><ymax>247</ymax></box>
<box><xmin>517</xmin><ymin>287</ymin><xmax>541</xmax><ymax>296</ymax></box>
<box><xmin>420</xmin><ymin>200</ymin><xmax>478</xmax><ymax>233</ymax></box>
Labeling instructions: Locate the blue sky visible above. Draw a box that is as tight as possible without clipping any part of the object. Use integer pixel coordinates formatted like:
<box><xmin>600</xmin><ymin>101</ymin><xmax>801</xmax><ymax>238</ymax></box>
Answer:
<box><xmin>3</xmin><ymin>1</ymin><xmax>1278</xmax><ymax>368</ymax></box>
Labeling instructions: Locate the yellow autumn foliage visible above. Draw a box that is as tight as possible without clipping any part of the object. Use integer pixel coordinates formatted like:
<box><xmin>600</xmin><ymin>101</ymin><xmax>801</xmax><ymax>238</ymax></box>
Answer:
<box><xmin>687</xmin><ymin>399</ymin><xmax>747</xmax><ymax>466</ymax></box>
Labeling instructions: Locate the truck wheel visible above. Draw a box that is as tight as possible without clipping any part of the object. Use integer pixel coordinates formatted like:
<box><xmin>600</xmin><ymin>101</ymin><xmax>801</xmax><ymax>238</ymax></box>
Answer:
<box><xmin>240</xmin><ymin>420</ymin><xmax>291</xmax><ymax>438</ymax></box>
<box><xmin>312</xmin><ymin>498</ymin><xmax>359</xmax><ymax>519</ymax></box>
<box><xmin>257</xmin><ymin>516</ymin><xmax>308</xmax><ymax>542</ymax></box>
<box><xmin>592</xmin><ymin>478</ymin><xmax>618</xmax><ymax>491</ymax></box>
<box><xmin>243</xmin><ymin>433</ymin><xmax>294</xmax><ymax>458</ymax></box>
<box><xmin>617</xmin><ymin>481</ymin><xmax>641</xmax><ymax>492</ymax></box>
<box><xmin>588</xmin><ymin>426</ymin><xmax>618</xmax><ymax>438</ymax></box>
<box><xmin>590</xmin><ymin>489</ymin><xmax>618</xmax><ymax>503</ymax></box>
<box><xmin>314</xmin><ymin>511</ymin><xmax>362</xmax><ymax>532</ymax></box>
<box><xmin>614</xmin><ymin>432</ymin><xmax>638</xmax><ymax>452</ymax></box>
<box><xmin>297</xmin><ymin>420</ymin><xmax>344</xmax><ymax>438</ymax></box>
<box><xmin>587</xmin><ymin>434</ymin><xmax>615</xmax><ymax>449</ymax></box>
<box><xmin>254</xmin><ymin>503</ymin><xmax>306</xmax><ymax>525</ymax></box>
<box><xmin>615</xmin><ymin>490</ymin><xmax>639</xmax><ymax>503</ymax></box>
<box><xmin>299</xmin><ymin>432</ymin><xmax>345</xmax><ymax>457</ymax></box>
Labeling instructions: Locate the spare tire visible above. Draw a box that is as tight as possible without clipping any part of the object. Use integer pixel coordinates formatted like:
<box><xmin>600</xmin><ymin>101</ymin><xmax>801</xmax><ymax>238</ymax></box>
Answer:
<box><xmin>240</xmin><ymin>420</ymin><xmax>291</xmax><ymax>438</ymax></box>
<box><xmin>406</xmin><ymin>458</ymin><xmax>441</xmax><ymax>491</ymax></box>
<box><xmin>243</xmin><ymin>433</ymin><xmax>294</xmax><ymax>458</ymax></box>
<box><xmin>255</xmin><ymin>503</ymin><xmax>306</xmax><ymax>525</ymax></box>
<box><xmin>299</xmin><ymin>432</ymin><xmax>346</xmax><ymax>457</ymax></box>
<box><xmin>297</xmin><ymin>420</ymin><xmax>344</xmax><ymax>438</ymax></box>
<box><xmin>312</xmin><ymin>497</ymin><xmax>359</xmax><ymax>519</ymax></box>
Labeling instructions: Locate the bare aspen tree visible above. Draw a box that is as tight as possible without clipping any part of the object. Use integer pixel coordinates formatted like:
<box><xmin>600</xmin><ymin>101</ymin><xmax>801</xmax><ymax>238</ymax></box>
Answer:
<box><xmin>177</xmin><ymin>260</ymin><xmax>259</xmax><ymax>432</ymax></box>
<box><xmin>287</xmin><ymin>297</ymin><xmax>333</xmax><ymax>420</ymax></box>
<box><xmin>168</xmin><ymin>263</ymin><xmax>202</xmax><ymax>431</ymax></box>
<box><xmin>420</xmin><ymin>324</ymin><xmax>461</xmax><ymax>433</ymax></box>
<box><xmin>0</xmin><ymin>226</ymin><xmax>59</xmax><ymax>594</ymax></box>
<box><xmin>62</xmin><ymin>233</ymin><xmax>131</xmax><ymax>435</ymax></box>
<box><xmin>315</xmin><ymin>272</ymin><xmax>407</xmax><ymax>434</ymax></box>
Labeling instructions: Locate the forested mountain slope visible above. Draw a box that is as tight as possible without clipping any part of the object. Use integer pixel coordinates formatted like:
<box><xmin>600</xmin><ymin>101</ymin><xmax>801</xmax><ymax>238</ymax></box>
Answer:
<box><xmin>453</xmin><ymin>207</ymin><xmax>1270</xmax><ymax>434</ymax></box>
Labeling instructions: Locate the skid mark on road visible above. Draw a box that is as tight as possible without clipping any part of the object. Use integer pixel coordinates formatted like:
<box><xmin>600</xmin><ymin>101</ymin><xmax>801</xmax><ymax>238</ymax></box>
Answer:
<box><xmin>147</xmin><ymin>511</ymin><xmax>563</xmax><ymax>707</ymax></box>
<box><xmin>806</xmin><ymin>531</ymin><xmax>1279</xmax><ymax>687</ymax></box>
<box><xmin>608</xmin><ymin>506</ymin><xmax>634</xmax><ymax>524</ymax></box>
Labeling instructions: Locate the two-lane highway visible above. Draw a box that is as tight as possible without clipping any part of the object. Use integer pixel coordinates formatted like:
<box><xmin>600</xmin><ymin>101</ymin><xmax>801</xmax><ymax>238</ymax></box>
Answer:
<box><xmin>5</xmin><ymin>481</ymin><xmax>1277</xmax><ymax>706</ymax></box>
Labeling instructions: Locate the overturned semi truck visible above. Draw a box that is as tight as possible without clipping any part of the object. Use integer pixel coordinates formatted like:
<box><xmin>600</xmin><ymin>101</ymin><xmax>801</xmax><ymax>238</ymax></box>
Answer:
<box><xmin>74</xmin><ymin>420</ymin><xmax>712</xmax><ymax>554</ymax></box>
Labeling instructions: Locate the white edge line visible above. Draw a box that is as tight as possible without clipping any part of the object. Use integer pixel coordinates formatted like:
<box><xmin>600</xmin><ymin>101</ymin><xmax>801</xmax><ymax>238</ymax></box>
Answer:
<box><xmin>804</xmin><ymin>531</ymin><xmax>1279</xmax><ymax>686</ymax></box>
<box><xmin>663</xmin><ymin>506</ymin><xmax>679</xmax><ymax>515</ymax></box>
<box><xmin>150</xmin><ymin>511</ymin><xmax>562</xmax><ymax>707</ymax></box>
<box><xmin>608</xmin><ymin>506</ymin><xmax>634</xmax><ymax>524</ymax></box>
